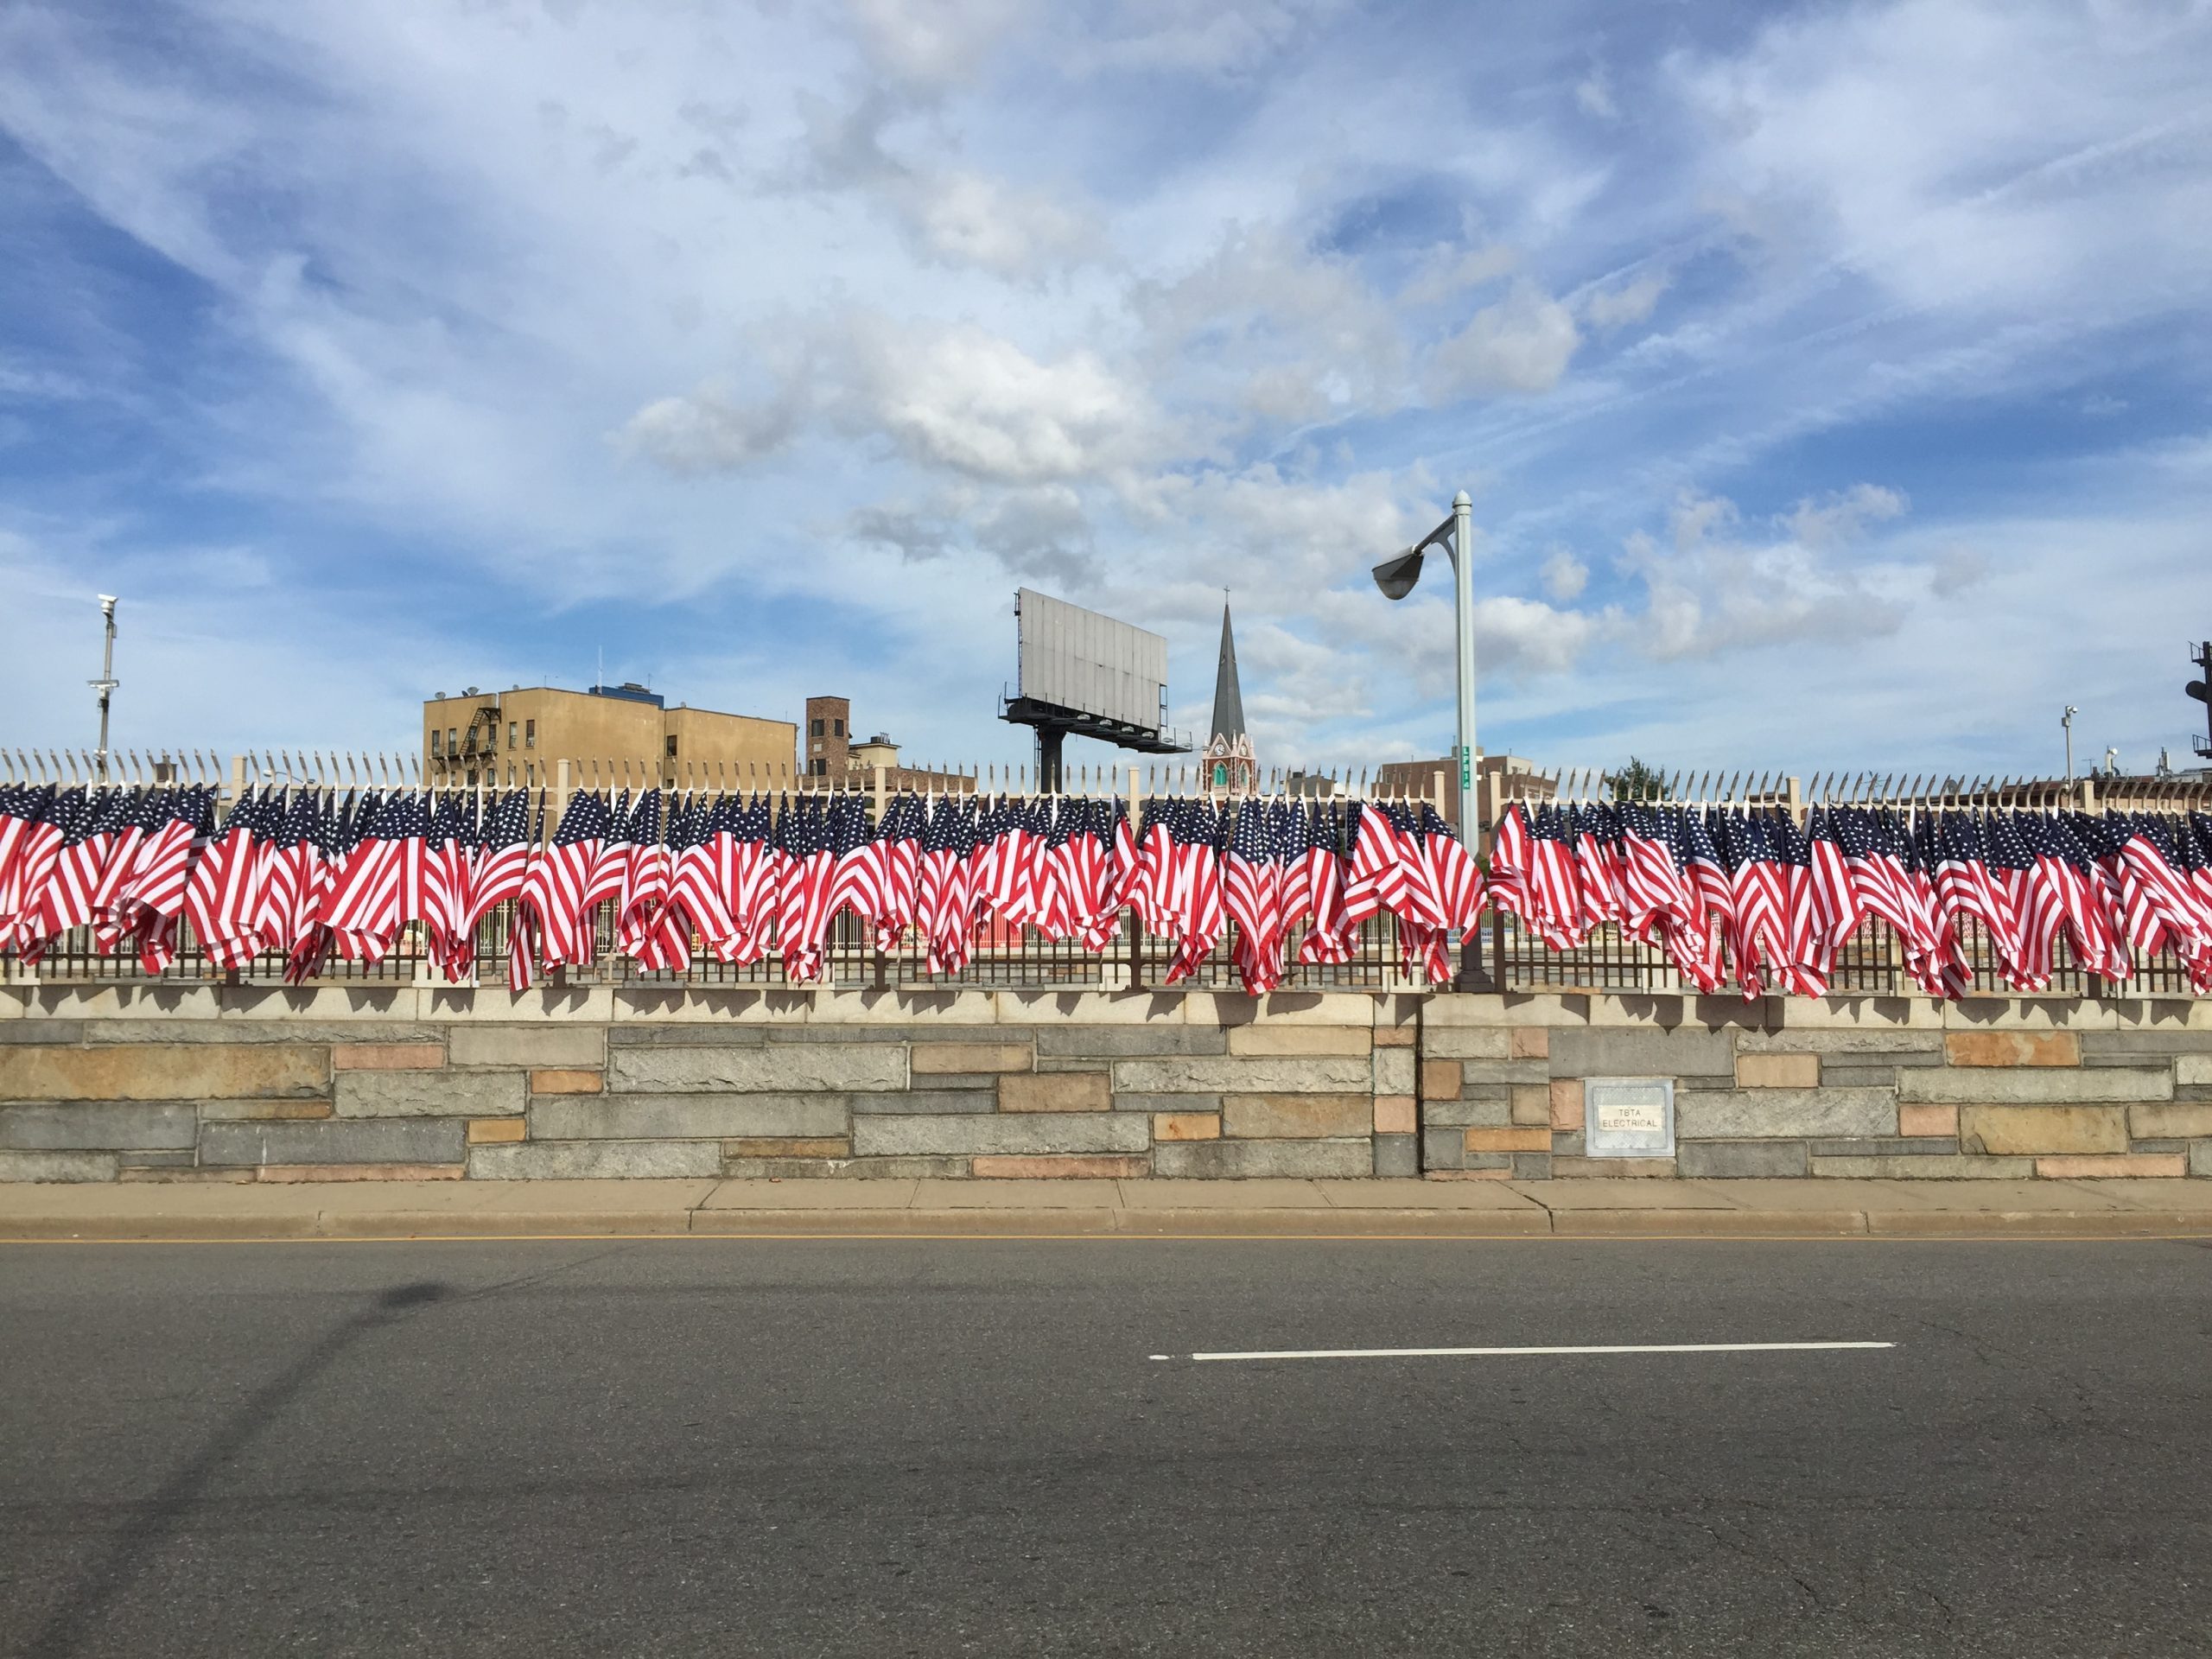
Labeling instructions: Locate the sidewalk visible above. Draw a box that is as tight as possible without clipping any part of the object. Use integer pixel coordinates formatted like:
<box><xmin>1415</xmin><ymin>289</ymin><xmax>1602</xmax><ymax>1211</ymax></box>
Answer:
<box><xmin>7</xmin><ymin>1176</ymin><xmax>2212</xmax><ymax>1241</ymax></box>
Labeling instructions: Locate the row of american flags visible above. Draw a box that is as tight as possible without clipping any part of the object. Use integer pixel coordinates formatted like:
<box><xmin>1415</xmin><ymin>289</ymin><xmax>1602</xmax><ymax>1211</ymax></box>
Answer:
<box><xmin>0</xmin><ymin>784</ymin><xmax>1478</xmax><ymax>993</ymax></box>
<box><xmin>1492</xmin><ymin>802</ymin><xmax>2212</xmax><ymax>997</ymax></box>
<box><xmin>5</xmin><ymin>782</ymin><xmax>2208</xmax><ymax>998</ymax></box>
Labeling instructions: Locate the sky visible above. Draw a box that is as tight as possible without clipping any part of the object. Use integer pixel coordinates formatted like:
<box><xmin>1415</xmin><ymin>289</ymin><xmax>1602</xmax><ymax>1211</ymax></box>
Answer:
<box><xmin>2</xmin><ymin>0</ymin><xmax>2209</xmax><ymax>782</ymax></box>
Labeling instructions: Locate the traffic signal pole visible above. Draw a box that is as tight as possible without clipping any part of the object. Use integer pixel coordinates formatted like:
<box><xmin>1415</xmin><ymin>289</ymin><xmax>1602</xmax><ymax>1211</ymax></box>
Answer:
<box><xmin>2189</xmin><ymin>641</ymin><xmax>2212</xmax><ymax>760</ymax></box>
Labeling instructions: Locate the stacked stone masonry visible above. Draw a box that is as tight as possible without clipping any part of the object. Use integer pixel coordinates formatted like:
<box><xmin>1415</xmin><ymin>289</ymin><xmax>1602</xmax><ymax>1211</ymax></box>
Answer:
<box><xmin>1</xmin><ymin>983</ymin><xmax>2209</xmax><ymax>1181</ymax></box>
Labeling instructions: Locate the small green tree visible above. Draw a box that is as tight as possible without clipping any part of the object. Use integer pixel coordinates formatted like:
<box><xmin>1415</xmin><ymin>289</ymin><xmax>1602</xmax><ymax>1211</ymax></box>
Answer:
<box><xmin>1606</xmin><ymin>756</ymin><xmax>1669</xmax><ymax>803</ymax></box>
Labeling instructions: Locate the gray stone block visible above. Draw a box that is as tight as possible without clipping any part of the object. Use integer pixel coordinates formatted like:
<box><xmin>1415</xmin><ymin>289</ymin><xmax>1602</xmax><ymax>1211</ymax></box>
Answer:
<box><xmin>721</xmin><ymin>1157</ymin><xmax>849</xmax><ymax>1179</ymax></box>
<box><xmin>1676</xmin><ymin>1088</ymin><xmax>1896</xmax><ymax>1140</ymax></box>
<box><xmin>1678</xmin><ymin>1140</ymin><xmax>1809</xmax><ymax>1178</ymax></box>
<box><xmin>1421</xmin><ymin>1094</ymin><xmax>1514</xmax><ymax>1128</ymax></box>
<box><xmin>85</xmin><ymin>1021</ymin><xmax>442</xmax><ymax>1046</ymax></box>
<box><xmin>2080</xmin><ymin>1032</ymin><xmax>2212</xmax><ymax>1060</ymax></box>
<box><xmin>1153</xmin><ymin>1139</ymin><xmax>1372</xmax><ymax>1178</ymax></box>
<box><xmin>0</xmin><ymin>1102</ymin><xmax>197</xmax><ymax>1151</ymax></box>
<box><xmin>1551</xmin><ymin>1027</ymin><xmax>1736</xmax><ymax>1078</ymax></box>
<box><xmin>1035</xmin><ymin>1026</ymin><xmax>1228</xmax><ymax>1056</ymax></box>
<box><xmin>851</xmin><ymin>1114</ymin><xmax>1147</xmax><ymax>1157</ymax></box>
<box><xmin>0</xmin><ymin>1149</ymin><xmax>118</xmax><ymax>1181</ymax></box>
<box><xmin>1109</xmin><ymin>1056</ymin><xmax>1373</xmax><ymax>1094</ymax></box>
<box><xmin>336</xmin><ymin>1071</ymin><xmax>526</xmax><ymax>1119</ymax></box>
<box><xmin>1372</xmin><ymin>1134</ymin><xmax>1418</xmax><ymax>1178</ymax></box>
<box><xmin>2192</xmin><ymin>1142</ymin><xmax>2212</xmax><ymax>1179</ymax></box>
<box><xmin>467</xmin><ymin>1139</ymin><xmax>721</xmax><ymax>1179</ymax></box>
<box><xmin>116</xmin><ymin>1149</ymin><xmax>197</xmax><ymax>1167</ymax></box>
<box><xmin>530</xmin><ymin>1092</ymin><xmax>846</xmax><ymax>1141</ymax></box>
<box><xmin>1807</xmin><ymin>1138</ymin><xmax>1959</xmax><ymax>1156</ymax></box>
<box><xmin>0</xmin><ymin>1020</ymin><xmax>84</xmax><ymax>1044</ymax></box>
<box><xmin>762</xmin><ymin>1027</ymin><xmax>912</xmax><ymax>1044</ymax></box>
<box><xmin>1371</xmin><ymin>1047</ymin><xmax>1415</xmax><ymax>1096</ymax></box>
<box><xmin>1034</xmin><ymin>1058</ymin><xmax>1112</xmax><ymax>1075</ymax></box>
<box><xmin>850</xmin><ymin>1090</ymin><xmax>998</xmax><ymax>1114</ymax></box>
<box><xmin>1113</xmin><ymin>1092</ymin><xmax>1222</xmax><ymax>1115</ymax></box>
<box><xmin>846</xmin><ymin>1156</ymin><xmax>971</xmax><ymax>1178</ymax></box>
<box><xmin>608</xmin><ymin>1045</ymin><xmax>907</xmax><ymax>1094</ymax></box>
<box><xmin>1510</xmin><ymin>1153</ymin><xmax>1552</xmax><ymax>1179</ymax></box>
<box><xmin>448</xmin><ymin>1025</ymin><xmax>606</xmax><ymax>1068</ymax></box>
<box><xmin>1452</xmin><ymin>1058</ymin><xmax>1549</xmax><ymax>1085</ymax></box>
<box><xmin>606</xmin><ymin>1025</ymin><xmax>768</xmax><ymax>1047</ymax></box>
<box><xmin>1552</xmin><ymin>1131</ymin><xmax>1586</xmax><ymax>1156</ymax></box>
<box><xmin>1421</xmin><ymin>1127</ymin><xmax>1465</xmax><ymax>1170</ymax></box>
<box><xmin>2131</xmin><ymin>1139</ymin><xmax>2185</xmax><ymax>1154</ymax></box>
<box><xmin>1818</xmin><ymin>1065</ymin><xmax>1902</xmax><ymax>1088</ymax></box>
<box><xmin>201</xmin><ymin>1119</ymin><xmax>465</xmax><ymax>1166</ymax></box>
<box><xmin>1737</xmin><ymin>1029</ymin><xmax>1942</xmax><ymax>1057</ymax></box>
<box><xmin>1898</xmin><ymin>1066</ymin><xmax>2171</xmax><ymax>1103</ymax></box>
<box><xmin>1808</xmin><ymin>1154</ymin><xmax>2036</xmax><ymax>1179</ymax></box>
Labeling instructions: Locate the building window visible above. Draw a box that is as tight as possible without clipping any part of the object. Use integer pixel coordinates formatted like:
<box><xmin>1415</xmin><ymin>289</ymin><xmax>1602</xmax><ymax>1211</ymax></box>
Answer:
<box><xmin>467</xmin><ymin>768</ymin><xmax>478</xmax><ymax>786</ymax></box>
<box><xmin>524</xmin><ymin>719</ymin><xmax>536</xmax><ymax>748</ymax></box>
<box><xmin>665</xmin><ymin>735</ymin><xmax>677</xmax><ymax>758</ymax></box>
<box><xmin>431</xmin><ymin>729</ymin><xmax>442</xmax><ymax>755</ymax></box>
<box><xmin>832</xmin><ymin>718</ymin><xmax>844</xmax><ymax>737</ymax></box>
<box><xmin>448</xmin><ymin>728</ymin><xmax>458</xmax><ymax>753</ymax></box>
<box><xmin>810</xmin><ymin>758</ymin><xmax>827</xmax><ymax>776</ymax></box>
<box><xmin>810</xmin><ymin>717</ymin><xmax>824</xmax><ymax>736</ymax></box>
<box><xmin>508</xmin><ymin>721</ymin><xmax>518</xmax><ymax>750</ymax></box>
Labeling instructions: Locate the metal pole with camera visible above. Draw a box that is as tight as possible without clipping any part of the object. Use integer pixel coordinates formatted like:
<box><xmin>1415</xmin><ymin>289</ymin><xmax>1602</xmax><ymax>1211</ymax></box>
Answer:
<box><xmin>1370</xmin><ymin>490</ymin><xmax>1478</xmax><ymax>839</ymax></box>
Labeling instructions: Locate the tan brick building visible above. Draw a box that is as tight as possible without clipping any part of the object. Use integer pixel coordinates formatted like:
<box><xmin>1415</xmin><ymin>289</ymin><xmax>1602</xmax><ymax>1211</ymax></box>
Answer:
<box><xmin>423</xmin><ymin>683</ymin><xmax>796</xmax><ymax>789</ymax></box>
<box><xmin>1374</xmin><ymin>751</ymin><xmax>1552</xmax><ymax>829</ymax></box>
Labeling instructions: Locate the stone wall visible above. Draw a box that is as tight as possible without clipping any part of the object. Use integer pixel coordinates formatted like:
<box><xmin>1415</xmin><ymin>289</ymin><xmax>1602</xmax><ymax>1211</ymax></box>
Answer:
<box><xmin>0</xmin><ymin>985</ymin><xmax>1414</xmax><ymax>1183</ymax></box>
<box><xmin>1</xmin><ymin>983</ymin><xmax>2207</xmax><ymax>1181</ymax></box>
<box><xmin>1417</xmin><ymin>993</ymin><xmax>2212</xmax><ymax>1179</ymax></box>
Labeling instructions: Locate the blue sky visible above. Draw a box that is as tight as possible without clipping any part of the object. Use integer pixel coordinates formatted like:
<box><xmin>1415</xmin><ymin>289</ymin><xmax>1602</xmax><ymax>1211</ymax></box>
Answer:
<box><xmin>3</xmin><ymin>0</ymin><xmax>2209</xmax><ymax>779</ymax></box>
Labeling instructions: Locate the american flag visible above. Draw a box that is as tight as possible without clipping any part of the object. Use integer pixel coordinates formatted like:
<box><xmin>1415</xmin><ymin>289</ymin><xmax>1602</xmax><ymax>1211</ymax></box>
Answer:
<box><xmin>520</xmin><ymin>788</ymin><xmax>614</xmax><ymax>971</ymax></box>
<box><xmin>821</xmin><ymin>791</ymin><xmax>887</xmax><ymax>947</ymax></box>
<box><xmin>1339</xmin><ymin>802</ymin><xmax>1412</xmax><ymax>939</ymax></box>
<box><xmin>668</xmin><ymin>793</ymin><xmax>739</xmax><ymax>964</ymax></box>
<box><xmin>2113</xmin><ymin>811</ymin><xmax>2212</xmax><ymax>971</ymax></box>
<box><xmin>1294</xmin><ymin>801</ymin><xmax>1354</xmax><ymax>966</ymax></box>
<box><xmin>1570</xmin><ymin>803</ymin><xmax>1626</xmax><ymax>933</ymax></box>
<box><xmin>1618</xmin><ymin>802</ymin><xmax>1691</xmax><ymax>948</ymax></box>
<box><xmin>15</xmin><ymin>788</ymin><xmax>109</xmax><ymax>961</ymax></box>
<box><xmin>918</xmin><ymin>794</ymin><xmax>979</xmax><ymax>976</ymax></box>
<box><xmin>868</xmin><ymin>791</ymin><xmax>927</xmax><ymax>951</ymax></box>
<box><xmin>1418</xmin><ymin>802</ymin><xmax>1485</xmax><ymax>929</ymax></box>
<box><xmin>1766</xmin><ymin>810</ymin><xmax>1829</xmax><ymax>996</ymax></box>
<box><xmin>775</xmin><ymin>792</ymin><xmax>836</xmax><ymax>982</ymax></box>
<box><xmin>2</xmin><ymin>786</ymin><xmax>79</xmax><ymax>955</ymax></box>
<box><xmin>720</xmin><ymin>792</ymin><xmax>777</xmax><ymax>965</ymax></box>
<box><xmin>613</xmin><ymin>788</ymin><xmax>672</xmax><ymax>967</ymax></box>
<box><xmin>0</xmin><ymin>784</ymin><xmax>59</xmax><ymax>946</ymax></box>
<box><xmin>1224</xmin><ymin>797</ymin><xmax>1286</xmax><ymax>993</ymax></box>
<box><xmin>90</xmin><ymin>785</ymin><xmax>164</xmax><ymax>951</ymax></box>
<box><xmin>1162</xmin><ymin>798</ymin><xmax>1225</xmax><ymax>985</ymax></box>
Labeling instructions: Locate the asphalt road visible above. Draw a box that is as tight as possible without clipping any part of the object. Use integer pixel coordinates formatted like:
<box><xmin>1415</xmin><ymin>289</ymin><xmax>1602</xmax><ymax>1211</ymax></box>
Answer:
<box><xmin>4</xmin><ymin>1237</ymin><xmax>2212</xmax><ymax>1657</ymax></box>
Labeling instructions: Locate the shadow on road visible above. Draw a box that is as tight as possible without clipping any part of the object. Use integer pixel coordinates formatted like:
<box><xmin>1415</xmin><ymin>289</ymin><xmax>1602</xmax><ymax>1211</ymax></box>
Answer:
<box><xmin>25</xmin><ymin>1281</ymin><xmax>455</xmax><ymax>1659</ymax></box>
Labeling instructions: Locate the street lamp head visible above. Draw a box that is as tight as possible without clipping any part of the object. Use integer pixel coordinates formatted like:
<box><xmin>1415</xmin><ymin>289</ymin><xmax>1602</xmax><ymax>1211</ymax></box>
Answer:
<box><xmin>1370</xmin><ymin>548</ymin><xmax>1426</xmax><ymax>601</ymax></box>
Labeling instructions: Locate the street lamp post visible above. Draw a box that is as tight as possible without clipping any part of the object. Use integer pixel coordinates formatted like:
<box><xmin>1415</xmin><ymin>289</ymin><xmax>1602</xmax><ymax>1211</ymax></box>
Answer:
<box><xmin>1370</xmin><ymin>490</ymin><xmax>1478</xmax><ymax>839</ymax></box>
<box><xmin>2062</xmin><ymin>705</ymin><xmax>2077</xmax><ymax>785</ymax></box>
<box><xmin>91</xmin><ymin>595</ymin><xmax>119</xmax><ymax>785</ymax></box>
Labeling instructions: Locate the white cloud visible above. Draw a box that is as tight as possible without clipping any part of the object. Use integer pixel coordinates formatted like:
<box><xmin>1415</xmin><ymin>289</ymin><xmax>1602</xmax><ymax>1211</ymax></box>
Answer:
<box><xmin>1782</xmin><ymin>482</ymin><xmax>1908</xmax><ymax>549</ymax></box>
<box><xmin>1583</xmin><ymin>270</ymin><xmax>1668</xmax><ymax>329</ymax></box>
<box><xmin>1425</xmin><ymin>280</ymin><xmax>1581</xmax><ymax>397</ymax></box>
<box><xmin>1540</xmin><ymin>548</ymin><xmax>1588</xmax><ymax>602</ymax></box>
<box><xmin>842</xmin><ymin>0</ymin><xmax>1033</xmax><ymax>88</ymax></box>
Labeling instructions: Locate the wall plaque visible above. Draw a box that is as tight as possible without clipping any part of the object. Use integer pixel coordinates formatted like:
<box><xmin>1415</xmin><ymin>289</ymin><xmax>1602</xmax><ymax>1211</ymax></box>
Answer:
<box><xmin>1583</xmin><ymin>1077</ymin><xmax>1675</xmax><ymax>1159</ymax></box>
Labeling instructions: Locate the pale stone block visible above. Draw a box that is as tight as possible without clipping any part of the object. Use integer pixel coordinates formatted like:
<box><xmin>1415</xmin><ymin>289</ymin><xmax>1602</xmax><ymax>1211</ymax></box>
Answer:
<box><xmin>0</xmin><ymin>1103</ymin><xmax>196</xmax><ymax>1151</ymax></box>
<box><xmin>971</xmin><ymin>1155</ymin><xmax>1148</xmax><ymax>1179</ymax></box>
<box><xmin>607</xmin><ymin>988</ymin><xmax>808</xmax><ymax>1025</ymax></box>
<box><xmin>1226</xmin><ymin>1026</ymin><xmax>1372</xmax><ymax>1056</ymax></box>
<box><xmin>2179</xmin><ymin>1056</ymin><xmax>2212</xmax><ymax>1086</ymax></box>
<box><xmin>1420</xmin><ymin>1059</ymin><xmax>1461</xmax><ymax>1101</ymax></box>
<box><xmin>1153</xmin><ymin>1139</ymin><xmax>1371</xmax><ymax>1178</ymax></box>
<box><xmin>0</xmin><ymin>1045</ymin><xmax>327</xmax><ymax>1103</ymax></box>
<box><xmin>1808</xmin><ymin>1154</ymin><xmax>2034</xmax><ymax>1179</ymax></box>
<box><xmin>1897</xmin><ymin>1103</ymin><xmax>1959</xmax><ymax>1138</ymax></box>
<box><xmin>216</xmin><ymin>985</ymin><xmax>416</xmax><ymax>1022</ymax></box>
<box><xmin>1738</xmin><ymin>1028</ymin><xmax>1944</xmax><ymax>1055</ymax></box>
<box><xmin>1373</xmin><ymin>1025</ymin><xmax>1417</xmax><ymax>1047</ymax></box>
<box><xmin>1944</xmin><ymin>1032</ymin><xmax>2081</xmax><ymax>1067</ymax></box>
<box><xmin>2035</xmin><ymin>1153</ymin><xmax>2187</xmax><ymax>1179</ymax></box>
<box><xmin>20</xmin><ymin>985</ymin><xmax>222</xmax><ymax>1022</ymax></box>
<box><xmin>1552</xmin><ymin>1027</ymin><xmax>1735</xmax><ymax>1078</ymax></box>
<box><xmin>1000</xmin><ymin>1073</ymin><xmax>1111</xmax><ymax>1114</ymax></box>
<box><xmin>530</xmin><ymin>1070</ymin><xmax>602</xmax><ymax>1094</ymax></box>
<box><xmin>256</xmin><ymin>1163</ymin><xmax>466</xmax><ymax>1182</ymax></box>
<box><xmin>467</xmin><ymin>1140</ymin><xmax>721</xmax><ymax>1179</ymax></box>
<box><xmin>1549</xmin><ymin>1078</ymin><xmax>1584</xmax><ymax>1130</ymax></box>
<box><xmin>422</xmin><ymin>987</ymin><xmax>613</xmax><ymax>1022</ymax></box>
<box><xmin>1736</xmin><ymin>1053</ymin><xmax>1819</xmax><ymax>1088</ymax></box>
<box><xmin>1191</xmin><ymin>992</ymin><xmax>1384</xmax><ymax>1027</ymax></box>
<box><xmin>0</xmin><ymin>1150</ymin><xmax>119</xmax><ymax>1181</ymax></box>
<box><xmin>1110</xmin><ymin>1056</ymin><xmax>1374</xmax><ymax>1094</ymax></box>
<box><xmin>2131</xmin><ymin>1103</ymin><xmax>2212</xmax><ymax>1139</ymax></box>
<box><xmin>201</xmin><ymin>1119</ymin><xmax>464</xmax><ymax>1166</ymax></box>
<box><xmin>851</xmin><ymin>1114</ymin><xmax>1147</xmax><ymax>1156</ymax></box>
<box><xmin>529</xmin><ymin>1093</ymin><xmax>845</xmax><ymax>1141</ymax></box>
<box><xmin>1221</xmin><ymin>1095</ymin><xmax>1370</xmax><ymax>1139</ymax></box>
<box><xmin>994</xmin><ymin>990</ymin><xmax>1191</xmax><ymax>1026</ymax></box>
<box><xmin>912</xmin><ymin>1043</ymin><xmax>1034</xmax><ymax>1074</ymax></box>
<box><xmin>608</xmin><ymin>1045</ymin><xmax>907</xmax><ymax>1093</ymax></box>
<box><xmin>1422</xmin><ymin>993</ymin><xmax>1591</xmax><ymax>1028</ymax></box>
<box><xmin>448</xmin><ymin>1025</ymin><xmax>606</xmax><ymax>1069</ymax></box>
<box><xmin>1422</xmin><ymin>1027</ymin><xmax>1512</xmax><ymax>1059</ymax></box>
<box><xmin>1940</xmin><ymin>998</ymin><xmax>2120</xmax><ymax>1031</ymax></box>
<box><xmin>1898</xmin><ymin>1067</ymin><xmax>2171</xmax><ymax>1103</ymax></box>
<box><xmin>1510</xmin><ymin>1085</ymin><xmax>1552</xmax><ymax>1126</ymax></box>
<box><xmin>1675</xmin><ymin>1089</ymin><xmax>1896</xmax><ymax>1139</ymax></box>
<box><xmin>467</xmin><ymin>1118</ymin><xmax>527</xmax><ymax>1144</ymax></box>
<box><xmin>336</xmin><ymin>1071</ymin><xmax>524</xmax><ymax>1118</ymax></box>
<box><xmin>1034</xmin><ymin>1027</ymin><xmax>1226</xmax><ymax>1056</ymax></box>
<box><xmin>1153</xmin><ymin>1112</ymin><xmax>1221</xmax><ymax>1141</ymax></box>
<box><xmin>1958</xmin><ymin>1104</ymin><xmax>2127</xmax><ymax>1156</ymax></box>
<box><xmin>332</xmin><ymin>1044</ymin><xmax>447</xmax><ymax>1071</ymax></box>
<box><xmin>1510</xmin><ymin>1027</ymin><xmax>1550</xmax><ymax>1059</ymax></box>
<box><xmin>805</xmin><ymin>990</ymin><xmax>999</xmax><ymax>1025</ymax></box>
<box><xmin>1372</xmin><ymin>1096</ymin><xmax>1416</xmax><ymax>1135</ymax></box>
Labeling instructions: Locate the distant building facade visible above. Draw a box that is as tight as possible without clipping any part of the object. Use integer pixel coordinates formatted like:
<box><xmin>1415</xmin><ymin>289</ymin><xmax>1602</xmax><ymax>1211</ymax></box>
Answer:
<box><xmin>423</xmin><ymin>683</ymin><xmax>794</xmax><ymax>789</ymax></box>
<box><xmin>1375</xmin><ymin>752</ymin><xmax>1552</xmax><ymax>829</ymax></box>
<box><xmin>804</xmin><ymin>695</ymin><xmax>973</xmax><ymax>794</ymax></box>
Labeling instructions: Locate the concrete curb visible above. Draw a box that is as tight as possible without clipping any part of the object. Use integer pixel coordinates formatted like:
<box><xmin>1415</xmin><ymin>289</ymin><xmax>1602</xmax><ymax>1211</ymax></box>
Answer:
<box><xmin>8</xmin><ymin>1206</ymin><xmax>2212</xmax><ymax>1242</ymax></box>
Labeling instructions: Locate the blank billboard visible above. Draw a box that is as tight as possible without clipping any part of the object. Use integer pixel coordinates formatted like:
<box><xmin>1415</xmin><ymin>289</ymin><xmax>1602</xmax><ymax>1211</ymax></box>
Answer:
<box><xmin>1016</xmin><ymin>588</ymin><xmax>1167</xmax><ymax>731</ymax></box>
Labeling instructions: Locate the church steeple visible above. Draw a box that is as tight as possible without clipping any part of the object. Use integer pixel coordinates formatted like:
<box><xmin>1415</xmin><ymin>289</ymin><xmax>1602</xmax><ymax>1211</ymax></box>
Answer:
<box><xmin>1210</xmin><ymin>597</ymin><xmax>1245</xmax><ymax>746</ymax></box>
<box><xmin>1203</xmin><ymin>594</ymin><xmax>1256</xmax><ymax>795</ymax></box>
